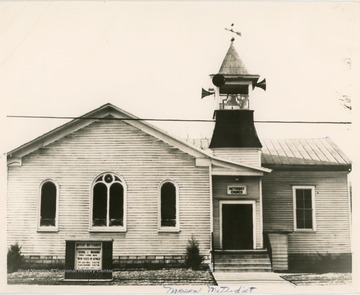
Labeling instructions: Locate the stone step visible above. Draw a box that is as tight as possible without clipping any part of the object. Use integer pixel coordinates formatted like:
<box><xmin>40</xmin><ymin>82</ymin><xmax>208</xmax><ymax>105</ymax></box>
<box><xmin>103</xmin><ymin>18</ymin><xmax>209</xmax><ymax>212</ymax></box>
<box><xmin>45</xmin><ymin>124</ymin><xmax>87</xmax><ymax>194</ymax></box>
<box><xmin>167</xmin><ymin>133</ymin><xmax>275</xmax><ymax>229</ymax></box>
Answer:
<box><xmin>213</xmin><ymin>251</ymin><xmax>272</xmax><ymax>273</ymax></box>
<box><xmin>214</xmin><ymin>267</ymin><xmax>272</xmax><ymax>272</ymax></box>
<box><xmin>215</xmin><ymin>258</ymin><xmax>271</xmax><ymax>263</ymax></box>
<box><xmin>216</xmin><ymin>262</ymin><xmax>272</xmax><ymax>267</ymax></box>
<box><xmin>214</xmin><ymin>250</ymin><xmax>268</xmax><ymax>255</ymax></box>
<box><xmin>214</xmin><ymin>254</ymin><xmax>270</xmax><ymax>259</ymax></box>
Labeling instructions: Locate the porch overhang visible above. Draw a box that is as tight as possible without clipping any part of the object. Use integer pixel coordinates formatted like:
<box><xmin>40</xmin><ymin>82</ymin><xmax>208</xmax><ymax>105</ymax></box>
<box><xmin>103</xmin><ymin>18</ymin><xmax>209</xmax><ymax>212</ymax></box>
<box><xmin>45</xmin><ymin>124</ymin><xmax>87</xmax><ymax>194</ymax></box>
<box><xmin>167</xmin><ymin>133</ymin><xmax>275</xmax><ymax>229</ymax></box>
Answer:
<box><xmin>211</xmin><ymin>157</ymin><xmax>272</xmax><ymax>176</ymax></box>
<box><xmin>212</xmin><ymin>168</ymin><xmax>264</xmax><ymax>176</ymax></box>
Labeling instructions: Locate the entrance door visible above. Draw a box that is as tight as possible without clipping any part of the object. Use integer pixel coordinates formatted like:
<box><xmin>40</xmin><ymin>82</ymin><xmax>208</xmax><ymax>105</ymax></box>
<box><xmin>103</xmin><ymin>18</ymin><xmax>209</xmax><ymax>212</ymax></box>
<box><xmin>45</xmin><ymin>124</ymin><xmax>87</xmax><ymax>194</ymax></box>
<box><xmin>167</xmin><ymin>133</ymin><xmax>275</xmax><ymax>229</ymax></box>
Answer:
<box><xmin>222</xmin><ymin>204</ymin><xmax>253</xmax><ymax>250</ymax></box>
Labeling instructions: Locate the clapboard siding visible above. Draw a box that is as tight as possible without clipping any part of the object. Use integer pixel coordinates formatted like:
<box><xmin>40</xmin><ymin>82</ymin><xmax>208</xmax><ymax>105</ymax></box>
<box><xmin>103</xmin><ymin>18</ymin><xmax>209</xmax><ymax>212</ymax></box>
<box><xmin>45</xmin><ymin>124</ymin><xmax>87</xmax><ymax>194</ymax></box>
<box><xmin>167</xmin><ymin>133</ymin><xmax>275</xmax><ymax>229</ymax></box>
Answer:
<box><xmin>212</xmin><ymin>176</ymin><xmax>262</xmax><ymax>249</ymax></box>
<box><xmin>212</xmin><ymin>148</ymin><xmax>261</xmax><ymax>166</ymax></box>
<box><xmin>7</xmin><ymin>120</ymin><xmax>211</xmax><ymax>258</ymax></box>
<box><xmin>268</xmin><ymin>233</ymin><xmax>288</xmax><ymax>271</ymax></box>
<box><xmin>262</xmin><ymin>170</ymin><xmax>351</xmax><ymax>253</ymax></box>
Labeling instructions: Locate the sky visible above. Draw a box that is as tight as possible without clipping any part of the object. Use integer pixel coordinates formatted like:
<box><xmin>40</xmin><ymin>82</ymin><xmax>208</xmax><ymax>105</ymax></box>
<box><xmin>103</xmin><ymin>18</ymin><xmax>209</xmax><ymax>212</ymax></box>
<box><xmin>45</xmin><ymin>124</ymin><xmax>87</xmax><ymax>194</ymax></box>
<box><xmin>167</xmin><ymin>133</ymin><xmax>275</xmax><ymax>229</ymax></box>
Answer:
<box><xmin>0</xmin><ymin>1</ymin><xmax>359</xmax><ymax>158</ymax></box>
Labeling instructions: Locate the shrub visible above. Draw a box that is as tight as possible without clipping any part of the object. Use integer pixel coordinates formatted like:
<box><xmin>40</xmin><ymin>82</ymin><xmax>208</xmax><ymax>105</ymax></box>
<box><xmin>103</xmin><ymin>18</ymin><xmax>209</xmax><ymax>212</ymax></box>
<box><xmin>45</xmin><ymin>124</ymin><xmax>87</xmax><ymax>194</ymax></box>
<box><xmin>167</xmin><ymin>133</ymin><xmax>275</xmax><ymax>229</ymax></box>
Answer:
<box><xmin>185</xmin><ymin>236</ymin><xmax>204</xmax><ymax>270</ymax></box>
<box><xmin>7</xmin><ymin>243</ymin><xmax>23</xmax><ymax>273</ymax></box>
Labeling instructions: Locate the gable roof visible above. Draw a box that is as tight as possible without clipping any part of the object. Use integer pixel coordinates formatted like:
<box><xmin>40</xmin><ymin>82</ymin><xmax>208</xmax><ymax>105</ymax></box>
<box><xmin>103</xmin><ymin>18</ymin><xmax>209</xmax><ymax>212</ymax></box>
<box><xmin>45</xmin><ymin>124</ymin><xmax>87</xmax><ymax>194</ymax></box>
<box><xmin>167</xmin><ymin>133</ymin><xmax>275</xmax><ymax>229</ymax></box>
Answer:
<box><xmin>7</xmin><ymin>103</ymin><xmax>203</xmax><ymax>160</ymax></box>
<box><xmin>188</xmin><ymin>137</ymin><xmax>352</xmax><ymax>171</ymax></box>
<box><xmin>7</xmin><ymin>103</ymin><xmax>270</xmax><ymax>174</ymax></box>
<box><xmin>261</xmin><ymin>138</ymin><xmax>351</xmax><ymax>170</ymax></box>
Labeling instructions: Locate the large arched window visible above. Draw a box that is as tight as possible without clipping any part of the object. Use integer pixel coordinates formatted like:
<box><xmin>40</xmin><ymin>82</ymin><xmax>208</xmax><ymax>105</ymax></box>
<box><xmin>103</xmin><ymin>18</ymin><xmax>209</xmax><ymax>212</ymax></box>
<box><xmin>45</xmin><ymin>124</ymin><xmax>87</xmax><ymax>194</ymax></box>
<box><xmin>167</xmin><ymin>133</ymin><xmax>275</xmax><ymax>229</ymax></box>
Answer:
<box><xmin>159</xmin><ymin>181</ymin><xmax>179</xmax><ymax>231</ymax></box>
<box><xmin>91</xmin><ymin>173</ymin><xmax>126</xmax><ymax>231</ymax></box>
<box><xmin>38</xmin><ymin>180</ymin><xmax>58</xmax><ymax>231</ymax></box>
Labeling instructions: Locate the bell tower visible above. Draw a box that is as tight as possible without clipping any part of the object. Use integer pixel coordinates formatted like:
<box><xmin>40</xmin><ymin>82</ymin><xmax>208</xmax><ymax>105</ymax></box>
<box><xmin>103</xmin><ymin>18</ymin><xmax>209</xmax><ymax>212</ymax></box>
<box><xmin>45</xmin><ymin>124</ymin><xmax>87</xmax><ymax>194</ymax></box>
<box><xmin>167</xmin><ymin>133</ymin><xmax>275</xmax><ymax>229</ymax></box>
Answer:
<box><xmin>205</xmin><ymin>33</ymin><xmax>269</xmax><ymax>253</ymax></box>
<box><xmin>208</xmin><ymin>38</ymin><xmax>266</xmax><ymax>151</ymax></box>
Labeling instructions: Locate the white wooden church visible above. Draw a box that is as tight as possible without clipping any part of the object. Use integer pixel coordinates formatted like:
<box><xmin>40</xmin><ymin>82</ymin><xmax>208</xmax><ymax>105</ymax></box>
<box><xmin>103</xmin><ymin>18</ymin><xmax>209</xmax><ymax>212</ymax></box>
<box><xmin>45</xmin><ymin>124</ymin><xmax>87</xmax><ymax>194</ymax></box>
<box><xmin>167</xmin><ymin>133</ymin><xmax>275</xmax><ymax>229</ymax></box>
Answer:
<box><xmin>7</xmin><ymin>40</ymin><xmax>352</xmax><ymax>273</ymax></box>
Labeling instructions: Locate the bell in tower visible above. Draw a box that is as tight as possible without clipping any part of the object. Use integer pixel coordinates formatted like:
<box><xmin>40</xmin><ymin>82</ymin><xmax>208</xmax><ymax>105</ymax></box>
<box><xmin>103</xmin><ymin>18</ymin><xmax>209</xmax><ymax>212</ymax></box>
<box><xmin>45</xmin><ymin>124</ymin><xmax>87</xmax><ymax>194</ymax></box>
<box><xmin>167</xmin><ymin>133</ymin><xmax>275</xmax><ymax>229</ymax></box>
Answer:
<box><xmin>209</xmin><ymin>38</ymin><xmax>266</xmax><ymax>149</ymax></box>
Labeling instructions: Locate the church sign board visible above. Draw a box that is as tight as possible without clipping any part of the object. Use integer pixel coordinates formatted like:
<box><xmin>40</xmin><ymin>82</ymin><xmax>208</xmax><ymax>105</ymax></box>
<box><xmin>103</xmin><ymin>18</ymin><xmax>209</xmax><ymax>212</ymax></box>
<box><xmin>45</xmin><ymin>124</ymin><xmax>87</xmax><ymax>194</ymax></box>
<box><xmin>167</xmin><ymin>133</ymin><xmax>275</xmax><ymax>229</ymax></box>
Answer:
<box><xmin>64</xmin><ymin>239</ymin><xmax>113</xmax><ymax>281</ymax></box>
<box><xmin>75</xmin><ymin>242</ymin><xmax>102</xmax><ymax>270</ymax></box>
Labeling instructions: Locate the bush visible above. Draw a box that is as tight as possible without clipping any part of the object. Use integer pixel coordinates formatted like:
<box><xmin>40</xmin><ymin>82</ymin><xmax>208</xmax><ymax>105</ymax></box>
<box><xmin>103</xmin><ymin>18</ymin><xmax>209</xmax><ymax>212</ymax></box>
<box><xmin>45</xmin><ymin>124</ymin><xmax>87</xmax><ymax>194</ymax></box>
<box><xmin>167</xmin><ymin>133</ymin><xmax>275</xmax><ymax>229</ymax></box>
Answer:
<box><xmin>7</xmin><ymin>243</ymin><xmax>23</xmax><ymax>273</ymax></box>
<box><xmin>185</xmin><ymin>236</ymin><xmax>204</xmax><ymax>270</ymax></box>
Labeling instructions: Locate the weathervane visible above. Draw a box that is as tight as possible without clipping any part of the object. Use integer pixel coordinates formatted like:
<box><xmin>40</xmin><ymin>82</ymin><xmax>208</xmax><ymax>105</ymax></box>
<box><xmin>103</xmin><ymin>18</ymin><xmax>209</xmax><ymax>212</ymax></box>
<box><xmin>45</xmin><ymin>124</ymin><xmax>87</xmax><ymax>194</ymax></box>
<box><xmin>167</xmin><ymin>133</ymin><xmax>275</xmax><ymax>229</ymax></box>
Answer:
<box><xmin>225</xmin><ymin>23</ymin><xmax>241</xmax><ymax>41</ymax></box>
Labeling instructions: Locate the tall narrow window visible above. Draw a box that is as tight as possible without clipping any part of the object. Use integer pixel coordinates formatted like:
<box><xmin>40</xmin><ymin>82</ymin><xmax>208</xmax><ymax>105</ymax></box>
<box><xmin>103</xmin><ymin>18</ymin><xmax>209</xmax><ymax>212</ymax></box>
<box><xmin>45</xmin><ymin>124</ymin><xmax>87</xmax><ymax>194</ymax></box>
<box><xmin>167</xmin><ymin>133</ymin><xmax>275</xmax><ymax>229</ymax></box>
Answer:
<box><xmin>93</xmin><ymin>183</ymin><xmax>107</xmax><ymax>226</ymax></box>
<box><xmin>293</xmin><ymin>186</ymin><xmax>315</xmax><ymax>230</ymax></box>
<box><xmin>160</xmin><ymin>181</ymin><xmax>178</xmax><ymax>228</ymax></box>
<box><xmin>39</xmin><ymin>181</ymin><xmax>58</xmax><ymax>229</ymax></box>
<box><xmin>109</xmin><ymin>183</ymin><xmax>124</xmax><ymax>226</ymax></box>
<box><xmin>91</xmin><ymin>173</ymin><xmax>125</xmax><ymax>231</ymax></box>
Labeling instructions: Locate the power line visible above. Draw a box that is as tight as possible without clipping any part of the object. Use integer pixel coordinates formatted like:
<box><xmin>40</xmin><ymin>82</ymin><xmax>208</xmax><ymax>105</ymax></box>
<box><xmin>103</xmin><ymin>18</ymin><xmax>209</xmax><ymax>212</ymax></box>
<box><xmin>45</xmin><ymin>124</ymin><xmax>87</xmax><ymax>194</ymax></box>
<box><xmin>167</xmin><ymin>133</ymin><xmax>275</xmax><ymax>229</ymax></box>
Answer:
<box><xmin>6</xmin><ymin>115</ymin><xmax>352</xmax><ymax>125</ymax></box>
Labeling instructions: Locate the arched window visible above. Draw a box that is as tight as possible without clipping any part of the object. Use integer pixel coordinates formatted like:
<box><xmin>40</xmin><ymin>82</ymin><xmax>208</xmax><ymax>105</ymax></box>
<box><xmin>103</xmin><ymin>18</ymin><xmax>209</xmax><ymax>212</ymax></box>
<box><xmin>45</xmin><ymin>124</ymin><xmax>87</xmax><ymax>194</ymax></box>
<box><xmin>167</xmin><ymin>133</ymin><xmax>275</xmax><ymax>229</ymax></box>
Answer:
<box><xmin>39</xmin><ymin>180</ymin><xmax>58</xmax><ymax>230</ymax></box>
<box><xmin>160</xmin><ymin>181</ymin><xmax>179</xmax><ymax>230</ymax></box>
<box><xmin>91</xmin><ymin>173</ymin><xmax>126</xmax><ymax>231</ymax></box>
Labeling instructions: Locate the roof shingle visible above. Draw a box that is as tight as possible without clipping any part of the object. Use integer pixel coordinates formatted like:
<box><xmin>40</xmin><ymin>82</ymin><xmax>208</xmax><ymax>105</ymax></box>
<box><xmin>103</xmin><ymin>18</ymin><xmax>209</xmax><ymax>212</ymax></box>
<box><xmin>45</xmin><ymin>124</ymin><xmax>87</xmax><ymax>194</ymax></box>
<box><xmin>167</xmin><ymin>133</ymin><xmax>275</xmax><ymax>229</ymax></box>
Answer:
<box><xmin>218</xmin><ymin>42</ymin><xmax>249</xmax><ymax>75</ymax></box>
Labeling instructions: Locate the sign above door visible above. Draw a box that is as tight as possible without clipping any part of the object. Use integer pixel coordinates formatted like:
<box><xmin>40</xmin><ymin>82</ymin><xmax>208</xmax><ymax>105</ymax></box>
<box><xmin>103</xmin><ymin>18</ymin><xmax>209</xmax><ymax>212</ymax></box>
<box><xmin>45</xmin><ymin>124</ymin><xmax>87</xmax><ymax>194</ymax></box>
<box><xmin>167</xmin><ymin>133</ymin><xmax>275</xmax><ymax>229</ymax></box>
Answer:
<box><xmin>227</xmin><ymin>185</ymin><xmax>247</xmax><ymax>196</ymax></box>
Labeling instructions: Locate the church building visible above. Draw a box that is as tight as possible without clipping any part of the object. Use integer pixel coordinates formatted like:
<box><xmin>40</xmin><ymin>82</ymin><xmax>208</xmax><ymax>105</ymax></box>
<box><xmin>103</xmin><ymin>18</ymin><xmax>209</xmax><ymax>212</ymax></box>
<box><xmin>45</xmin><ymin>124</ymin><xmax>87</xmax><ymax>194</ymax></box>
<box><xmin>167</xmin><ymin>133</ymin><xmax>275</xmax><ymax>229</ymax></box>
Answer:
<box><xmin>7</xmin><ymin>40</ymin><xmax>352</xmax><ymax>274</ymax></box>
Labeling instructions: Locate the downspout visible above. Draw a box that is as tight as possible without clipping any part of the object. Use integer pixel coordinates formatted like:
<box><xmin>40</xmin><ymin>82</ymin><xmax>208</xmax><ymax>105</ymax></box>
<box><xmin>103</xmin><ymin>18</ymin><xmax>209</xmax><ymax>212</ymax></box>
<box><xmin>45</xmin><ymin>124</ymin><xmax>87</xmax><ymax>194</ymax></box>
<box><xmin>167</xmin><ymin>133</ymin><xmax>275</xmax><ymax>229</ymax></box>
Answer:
<box><xmin>209</xmin><ymin>164</ymin><xmax>214</xmax><ymax>272</ymax></box>
<box><xmin>259</xmin><ymin>177</ymin><xmax>264</xmax><ymax>249</ymax></box>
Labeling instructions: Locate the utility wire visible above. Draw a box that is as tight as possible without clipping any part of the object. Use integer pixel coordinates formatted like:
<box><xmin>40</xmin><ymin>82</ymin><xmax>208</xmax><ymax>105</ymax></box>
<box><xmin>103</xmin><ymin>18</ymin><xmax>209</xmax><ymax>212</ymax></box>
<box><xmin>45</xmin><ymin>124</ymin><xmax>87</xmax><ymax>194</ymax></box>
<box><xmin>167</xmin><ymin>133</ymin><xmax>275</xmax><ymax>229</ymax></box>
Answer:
<box><xmin>6</xmin><ymin>115</ymin><xmax>352</xmax><ymax>125</ymax></box>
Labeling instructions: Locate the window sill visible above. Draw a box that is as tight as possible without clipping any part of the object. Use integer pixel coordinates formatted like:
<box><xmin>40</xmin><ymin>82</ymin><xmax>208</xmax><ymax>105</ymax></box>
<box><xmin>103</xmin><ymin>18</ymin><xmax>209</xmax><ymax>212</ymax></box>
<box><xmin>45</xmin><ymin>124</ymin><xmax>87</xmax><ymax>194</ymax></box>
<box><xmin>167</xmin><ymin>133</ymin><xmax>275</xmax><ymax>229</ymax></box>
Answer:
<box><xmin>37</xmin><ymin>227</ymin><xmax>58</xmax><ymax>233</ymax></box>
<box><xmin>294</xmin><ymin>229</ymin><xmax>316</xmax><ymax>233</ymax></box>
<box><xmin>158</xmin><ymin>228</ymin><xmax>180</xmax><ymax>233</ymax></box>
<box><xmin>89</xmin><ymin>228</ymin><xmax>127</xmax><ymax>233</ymax></box>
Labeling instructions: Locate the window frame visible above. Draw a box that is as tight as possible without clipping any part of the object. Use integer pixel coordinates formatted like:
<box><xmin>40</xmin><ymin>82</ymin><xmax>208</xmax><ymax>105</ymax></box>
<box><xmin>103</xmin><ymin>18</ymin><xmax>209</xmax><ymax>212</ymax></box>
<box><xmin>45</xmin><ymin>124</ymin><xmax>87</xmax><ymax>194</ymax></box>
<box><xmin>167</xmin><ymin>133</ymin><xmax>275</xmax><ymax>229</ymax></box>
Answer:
<box><xmin>292</xmin><ymin>185</ymin><xmax>316</xmax><ymax>231</ymax></box>
<box><xmin>158</xmin><ymin>180</ymin><xmax>180</xmax><ymax>233</ymax></box>
<box><xmin>89</xmin><ymin>173</ymin><xmax>127</xmax><ymax>233</ymax></box>
<box><xmin>37</xmin><ymin>179</ymin><xmax>59</xmax><ymax>232</ymax></box>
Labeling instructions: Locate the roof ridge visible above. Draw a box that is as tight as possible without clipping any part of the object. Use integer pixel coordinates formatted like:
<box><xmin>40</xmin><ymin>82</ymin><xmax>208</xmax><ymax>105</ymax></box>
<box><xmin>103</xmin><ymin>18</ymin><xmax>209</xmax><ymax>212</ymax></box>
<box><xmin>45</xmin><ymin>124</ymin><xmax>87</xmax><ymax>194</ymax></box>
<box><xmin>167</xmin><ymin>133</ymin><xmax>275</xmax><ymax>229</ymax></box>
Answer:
<box><xmin>7</xmin><ymin>104</ymin><xmax>271</xmax><ymax>174</ymax></box>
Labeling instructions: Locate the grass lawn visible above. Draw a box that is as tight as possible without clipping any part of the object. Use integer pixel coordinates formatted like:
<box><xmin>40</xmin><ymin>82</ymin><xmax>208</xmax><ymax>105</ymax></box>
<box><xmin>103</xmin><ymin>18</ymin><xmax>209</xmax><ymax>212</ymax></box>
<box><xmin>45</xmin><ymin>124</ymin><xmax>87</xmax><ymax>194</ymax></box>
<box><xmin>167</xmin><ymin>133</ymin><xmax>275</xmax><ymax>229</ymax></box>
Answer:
<box><xmin>8</xmin><ymin>269</ymin><xmax>352</xmax><ymax>286</ymax></box>
<box><xmin>7</xmin><ymin>268</ymin><xmax>217</xmax><ymax>285</ymax></box>
<box><xmin>280</xmin><ymin>273</ymin><xmax>352</xmax><ymax>286</ymax></box>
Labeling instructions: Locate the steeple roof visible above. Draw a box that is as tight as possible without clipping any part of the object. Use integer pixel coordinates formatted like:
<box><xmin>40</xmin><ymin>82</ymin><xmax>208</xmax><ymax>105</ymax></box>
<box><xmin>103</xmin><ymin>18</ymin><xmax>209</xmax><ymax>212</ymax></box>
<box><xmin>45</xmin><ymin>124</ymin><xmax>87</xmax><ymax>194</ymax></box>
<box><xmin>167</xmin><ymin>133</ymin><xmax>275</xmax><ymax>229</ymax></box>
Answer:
<box><xmin>219</xmin><ymin>41</ymin><xmax>249</xmax><ymax>75</ymax></box>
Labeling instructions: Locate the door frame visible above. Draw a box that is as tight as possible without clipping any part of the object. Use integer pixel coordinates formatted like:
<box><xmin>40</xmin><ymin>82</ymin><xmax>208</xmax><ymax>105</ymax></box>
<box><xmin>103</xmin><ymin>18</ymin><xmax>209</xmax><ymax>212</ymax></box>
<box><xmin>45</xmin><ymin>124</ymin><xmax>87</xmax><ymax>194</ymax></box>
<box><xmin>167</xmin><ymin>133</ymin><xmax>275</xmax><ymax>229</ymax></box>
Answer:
<box><xmin>219</xmin><ymin>200</ymin><xmax>256</xmax><ymax>250</ymax></box>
